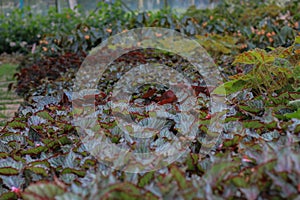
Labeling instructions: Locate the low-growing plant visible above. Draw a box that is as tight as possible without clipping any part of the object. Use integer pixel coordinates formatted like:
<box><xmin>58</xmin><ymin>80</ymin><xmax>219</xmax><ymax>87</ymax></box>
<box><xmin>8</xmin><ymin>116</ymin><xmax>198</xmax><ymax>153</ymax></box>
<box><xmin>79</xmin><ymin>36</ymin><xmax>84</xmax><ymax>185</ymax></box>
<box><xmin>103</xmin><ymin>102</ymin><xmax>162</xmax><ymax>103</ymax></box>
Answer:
<box><xmin>1</xmin><ymin>1</ymin><xmax>300</xmax><ymax>199</ymax></box>
<box><xmin>214</xmin><ymin>36</ymin><xmax>300</xmax><ymax>96</ymax></box>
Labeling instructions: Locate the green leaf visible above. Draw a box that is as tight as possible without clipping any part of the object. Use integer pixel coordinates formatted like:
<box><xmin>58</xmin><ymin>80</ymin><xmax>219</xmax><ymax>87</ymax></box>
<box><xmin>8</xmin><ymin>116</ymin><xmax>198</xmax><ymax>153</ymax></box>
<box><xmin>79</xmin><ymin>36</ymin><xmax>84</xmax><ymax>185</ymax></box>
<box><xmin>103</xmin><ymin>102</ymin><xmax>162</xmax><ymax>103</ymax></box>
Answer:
<box><xmin>294</xmin><ymin>36</ymin><xmax>300</xmax><ymax>45</ymax></box>
<box><xmin>0</xmin><ymin>192</ymin><xmax>17</xmax><ymax>200</ymax></box>
<box><xmin>138</xmin><ymin>172</ymin><xmax>154</xmax><ymax>187</ymax></box>
<box><xmin>213</xmin><ymin>79</ymin><xmax>247</xmax><ymax>95</ymax></box>
<box><xmin>37</xmin><ymin>111</ymin><xmax>54</xmax><ymax>122</ymax></box>
<box><xmin>238</xmin><ymin>105</ymin><xmax>262</xmax><ymax>114</ymax></box>
<box><xmin>233</xmin><ymin>49</ymin><xmax>274</xmax><ymax>65</ymax></box>
<box><xmin>170</xmin><ymin>166</ymin><xmax>188</xmax><ymax>189</ymax></box>
<box><xmin>295</xmin><ymin>124</ymin><xmax>300</xmax><ymax>133</ymax></box>
<box><xmin>233</xmin><ymin>50</ymin><xmax>257</xmax><ymax>65</ymax></box>
<box><xmin>265</xmin><ymin>121</ymin><xmax>277</xmax><ymax>129</ymax></box>
<box><xmin>229</xmin><ymin>78</ymin><xmax>249</xmax><ymax>92</ymax></box>
<box><xmin>0</xmin><ymin>152</ymin><xmax>9</xmax><ymax>158</ymax></box>
<box><xmin>7</xmin><ymin>121</ymin><xmax>26</xmax><ymax>129</ymax></box>
<box><xmin>21</xmin><ymin>146</ymin><xmax>47</xmax><ymax>155</ymax></box>
<box><xmin>224</xmin><ymin>116</ymin><xmax>240</xmax><ymax>123</ymax></box>
<box><xmin>223</xmin><ymin>135</ymin><xmax>242</xmax><ymax>147</ymax></box>
<box><xmin>61</xmin><ymin>168</ymin><xmax>86</xmax><ymax>177</ymax></box>
<box><xmin>243</xmin><ymin>120</ymin><xmax>264</xmax><ymax>129</ymax></box>
<box><xmin>196</xmin><ymin>34</ymin><xmax>238</xmax><ymax>55</ymax></box>
<box><xmin>267</xmin><ymin>92</ymin><xmax>290</xmax><ymax>106</ymax></box>
<box><xmin>29</xmin><ymin>160</ymin><xmax>50</xmax><ymax>168</ymax></box>
<box><xmin>46</xmin><ymin>136</ymin><xmax>72</xmax><ymax>148</ymax></box>
<box><xmin>211</xmin><ymin>84</ymin><xmax>226</xmax><ymax>95</ymax></box>
<box><xmin>25</xmin><ymin>166</ymin><xmax>48</xmax><ymax>177</ymax></box>
<box><xmin>186</xmin><ymin>153</ymin><xmax>199</xmax><ymax>171</ymax></box>
<box><xmin>0</xmin><ymin>167</ymin><xmax>19</xmax><ymax>175</ymax></box>
<box><xmin>285</xmin><ymin>109</ymin><xmax>300</xmax><ymax>119</ymax></box>
<box><xmin>231</xmin><ymin>176</ymin><xmax>249</xmax><ymax>187</ymax></box>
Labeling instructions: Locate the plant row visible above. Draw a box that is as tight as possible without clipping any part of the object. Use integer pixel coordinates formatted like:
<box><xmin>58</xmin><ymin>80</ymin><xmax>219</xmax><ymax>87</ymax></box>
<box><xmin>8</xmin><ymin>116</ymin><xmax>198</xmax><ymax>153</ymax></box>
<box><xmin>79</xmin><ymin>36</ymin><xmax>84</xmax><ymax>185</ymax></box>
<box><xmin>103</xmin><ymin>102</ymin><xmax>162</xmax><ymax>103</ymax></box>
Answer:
<box><xmin>1</xmin><ymin>0</ymin><xmax>299</xmax><ymax>55</ymax></box>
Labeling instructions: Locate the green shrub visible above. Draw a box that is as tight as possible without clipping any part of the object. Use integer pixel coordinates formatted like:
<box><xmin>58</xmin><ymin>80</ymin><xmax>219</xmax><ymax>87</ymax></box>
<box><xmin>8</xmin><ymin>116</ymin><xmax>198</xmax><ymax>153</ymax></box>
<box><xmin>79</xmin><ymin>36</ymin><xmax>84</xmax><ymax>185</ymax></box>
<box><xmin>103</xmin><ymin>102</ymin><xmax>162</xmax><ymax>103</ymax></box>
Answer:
<box><xmin>1</xmin><ymin>0</ymin><xmax>299</xmax><ymax>55</ymax></box>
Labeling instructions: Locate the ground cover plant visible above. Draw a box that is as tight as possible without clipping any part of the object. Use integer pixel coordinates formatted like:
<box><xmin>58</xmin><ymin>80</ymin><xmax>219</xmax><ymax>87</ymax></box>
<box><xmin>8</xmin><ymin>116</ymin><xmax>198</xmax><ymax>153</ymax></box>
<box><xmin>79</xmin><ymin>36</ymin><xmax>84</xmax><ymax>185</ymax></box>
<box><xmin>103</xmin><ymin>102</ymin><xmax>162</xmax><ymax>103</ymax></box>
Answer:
<box><xmin>0</xmin><ymin>0</ymin><xmax>300</xmax><ymax>199</ymax></box>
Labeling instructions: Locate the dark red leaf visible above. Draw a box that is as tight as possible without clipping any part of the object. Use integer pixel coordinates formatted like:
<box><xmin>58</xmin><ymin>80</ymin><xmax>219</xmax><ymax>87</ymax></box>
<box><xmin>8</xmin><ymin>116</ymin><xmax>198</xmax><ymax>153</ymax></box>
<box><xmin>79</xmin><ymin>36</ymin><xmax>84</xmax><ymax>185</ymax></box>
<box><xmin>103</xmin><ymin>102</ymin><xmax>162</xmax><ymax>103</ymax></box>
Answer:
<box><xmin>142</xmin><ymin>88</ymin><xmax>157</xmax><ymax>99</ymax></box>
<box><xmin>158</xmin><ymin>90</ymin><xmax>177</xmax><ymax>105</ymax></box>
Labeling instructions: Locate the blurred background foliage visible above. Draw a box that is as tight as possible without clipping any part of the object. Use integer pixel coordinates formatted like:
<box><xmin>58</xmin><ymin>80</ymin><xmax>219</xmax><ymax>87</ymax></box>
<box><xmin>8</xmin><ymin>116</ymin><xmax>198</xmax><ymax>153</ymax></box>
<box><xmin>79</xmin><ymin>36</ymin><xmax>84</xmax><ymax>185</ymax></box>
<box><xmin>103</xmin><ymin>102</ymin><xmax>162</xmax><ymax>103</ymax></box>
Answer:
<box><xmin>0</xmin><ymin>0</ymin><xmax>299</xmax><ymax>54</ymax></box>
<box><xmin>0</xmin><ymin>0</ymin><xmax>216</xmax><ymax>14</ymax></box>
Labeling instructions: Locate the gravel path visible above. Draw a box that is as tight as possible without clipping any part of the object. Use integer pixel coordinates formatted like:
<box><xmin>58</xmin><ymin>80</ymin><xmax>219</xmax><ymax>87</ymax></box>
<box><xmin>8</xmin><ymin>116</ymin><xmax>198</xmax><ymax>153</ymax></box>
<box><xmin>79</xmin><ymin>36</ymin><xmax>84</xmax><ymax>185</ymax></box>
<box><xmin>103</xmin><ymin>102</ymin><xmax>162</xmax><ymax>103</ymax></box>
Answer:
<box><xmin>0</xmin><ymin>55</ymin><xmax>24</xmax><ymax>128</ymax></box>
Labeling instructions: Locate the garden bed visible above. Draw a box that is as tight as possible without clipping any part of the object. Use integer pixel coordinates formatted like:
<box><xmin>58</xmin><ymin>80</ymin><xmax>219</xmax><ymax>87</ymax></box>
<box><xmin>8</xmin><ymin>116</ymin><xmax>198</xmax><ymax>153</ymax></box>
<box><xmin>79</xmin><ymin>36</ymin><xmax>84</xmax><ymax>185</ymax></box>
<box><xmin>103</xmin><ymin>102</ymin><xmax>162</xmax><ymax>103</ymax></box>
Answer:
<box><xmin>0</xmin><ymin>0</ymin><xmax>299</xmax><ymax>199</ymax></box>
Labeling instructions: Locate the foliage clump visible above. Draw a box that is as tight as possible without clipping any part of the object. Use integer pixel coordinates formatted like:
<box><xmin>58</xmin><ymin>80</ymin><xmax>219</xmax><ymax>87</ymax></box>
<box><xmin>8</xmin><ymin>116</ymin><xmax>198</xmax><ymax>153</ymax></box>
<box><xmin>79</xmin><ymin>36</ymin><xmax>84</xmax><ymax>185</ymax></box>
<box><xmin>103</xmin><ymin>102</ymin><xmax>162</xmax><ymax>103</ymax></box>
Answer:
<box><xmin>215</xmin><ymin>37</ymin><xmax>300</xmax><ymax>95</ymax></box>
